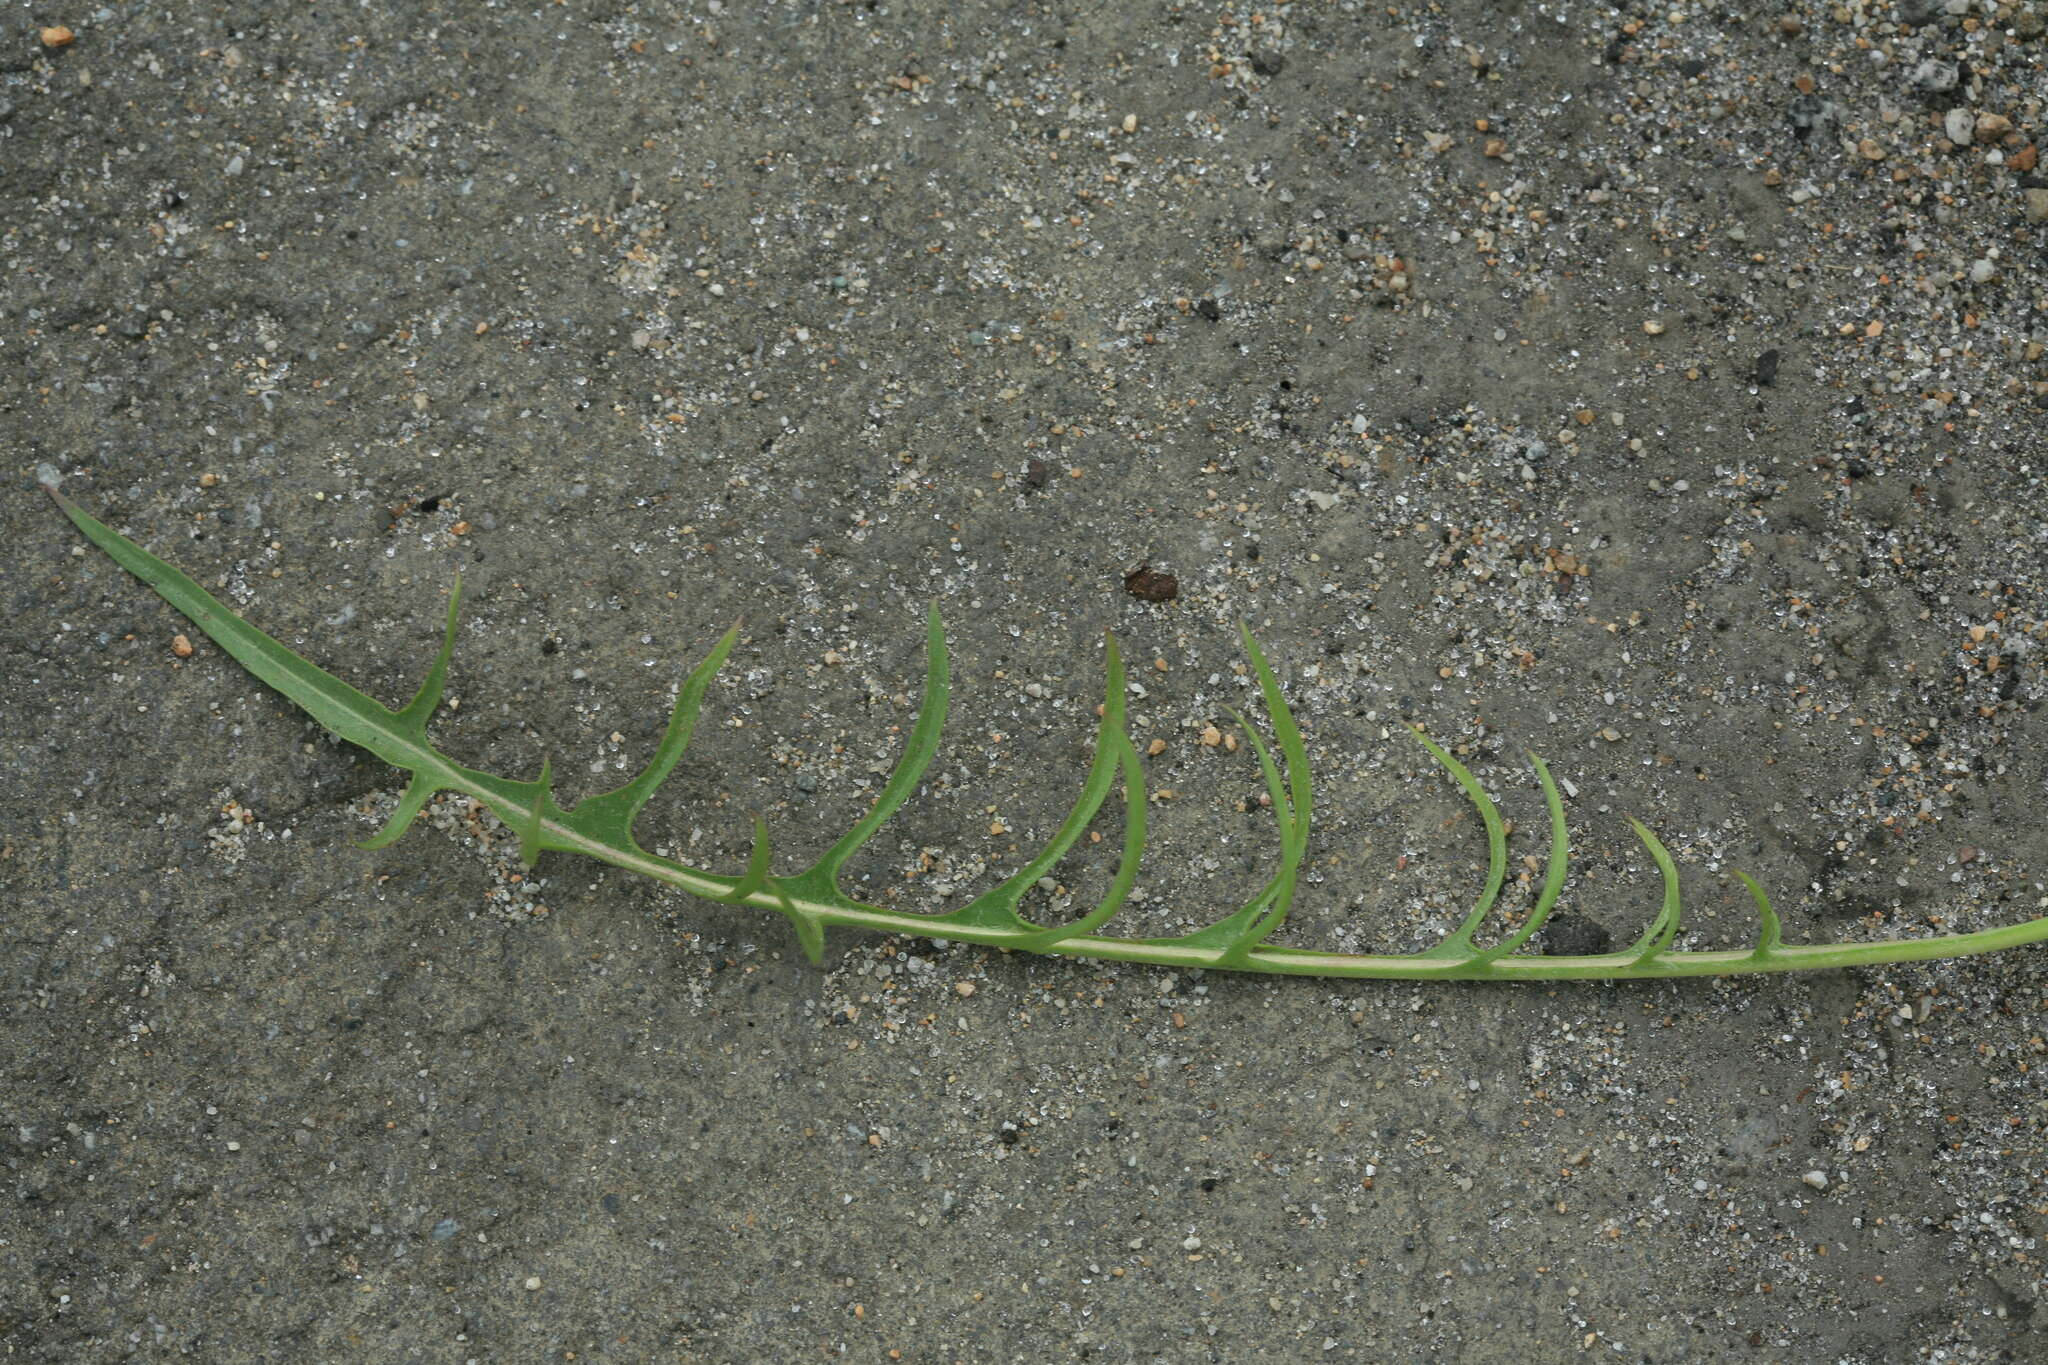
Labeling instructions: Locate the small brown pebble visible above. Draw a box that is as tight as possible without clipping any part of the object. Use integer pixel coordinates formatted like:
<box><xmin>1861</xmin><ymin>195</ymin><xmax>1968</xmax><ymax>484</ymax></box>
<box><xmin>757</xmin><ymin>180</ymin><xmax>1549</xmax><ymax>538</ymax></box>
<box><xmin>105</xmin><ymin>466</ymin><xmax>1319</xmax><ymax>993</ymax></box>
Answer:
<box><xmin>198</xmin><ymin>471</ymin><xmax>220</xmax><ymax>488</ymax></box>
<box><xmin>2010</xmin><ymin>143</ymin><xmax>2038</xmax><ymax>172</ymax></box>
<box><xmin>1762</xmin><ymin>166</ymin><xmax>1783</xmax><ymax>186</ymax></box>
<box><xmin>1145</xmin><ymin>738</ymin><xmax>1167</xmax><ymax>757</ymax></box>
<box><xmin>40</xmin><ymin>25</ymin><xmax>75</xmax><ymax>48</ymax></box>
<box><xmin>1975</xmin><ymin>113</ymin><xmax>2013</xmax><ymax>143</ymax></box>
<box><xmin>1856</xmin><ymin>138</ymin><xmax>1885</xmax><ymax>161</ymax></box>
<box><xmin>954</xmin><ymin>981</ymin><xmax>976</xmax><ymax>998</ymax></box>
<box><xmin>449</xmin><ymin>520</ymin><xmax>470</xmax><ymax>535</ymax></box>
<box><xmin>1123</xmin><ymin>564</ymin><xmax>1179</xmax><ymax>602</ymax></box>
<box><xmin>1778</xmin><ymin>15</ymin><xmax>1802</xmax><ymax>36</ymax></box>
<box><xmin>171</xmin><ymin>634</ymin><xmax>194</xmax><ymax>658</ymax></box>
<box><xmin>1959</xmin><ymin>847</ymin><xmax>1978</xmax><ymax>864</ymax></box>
<box><xmin>1199</xmin><ymin>726</ymin><xmax>1223</xmax><ymax>747</ymax></box>
<box><xmin>1482</xmin><ymin>138</ymin><xmax>1506</xmax><ymax>158</ymax></box>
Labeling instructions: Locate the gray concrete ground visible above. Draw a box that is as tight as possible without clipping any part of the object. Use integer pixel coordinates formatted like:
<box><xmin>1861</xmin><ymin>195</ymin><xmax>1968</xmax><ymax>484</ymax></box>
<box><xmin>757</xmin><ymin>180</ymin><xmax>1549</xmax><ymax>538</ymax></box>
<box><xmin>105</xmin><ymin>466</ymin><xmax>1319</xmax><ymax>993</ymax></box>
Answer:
<box><xmin>7</xmin><ymin>1</ymin><xmax>2048</xmax><ymax>1360</ymax></box>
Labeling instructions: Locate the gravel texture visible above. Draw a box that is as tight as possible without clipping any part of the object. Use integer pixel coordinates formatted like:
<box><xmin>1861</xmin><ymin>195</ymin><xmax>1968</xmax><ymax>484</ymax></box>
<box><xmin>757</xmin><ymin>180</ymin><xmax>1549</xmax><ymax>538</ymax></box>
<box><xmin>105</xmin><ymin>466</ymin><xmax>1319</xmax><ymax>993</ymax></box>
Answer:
<box><xmin>7</xmin><ymin>1</ymin><xmax>2048</xmax><ymax>1360</ymax></box>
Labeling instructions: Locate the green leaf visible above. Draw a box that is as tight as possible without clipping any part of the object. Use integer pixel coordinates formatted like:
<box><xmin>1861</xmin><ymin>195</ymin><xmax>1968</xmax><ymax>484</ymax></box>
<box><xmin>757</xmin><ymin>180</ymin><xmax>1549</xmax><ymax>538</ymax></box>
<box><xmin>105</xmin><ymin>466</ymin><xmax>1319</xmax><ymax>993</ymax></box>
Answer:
<box><xmin>731</xmin><ymin>815</ymin><xmax>775</xmax><ymax>901</ymax></box>
<box><xmin>568</xmin><ymin>624</ymin><xmax>741</xmax><ymax>848</ymax></box>
<box><xmin>54</xmin><ymin>483</ymin><xmax>2048</xmax><ymax>983</ymax></box>
<box><xmin>1467</xmin><ymin>753</ymin><xmax>1570</xmax><ymax>964</ymax></box>
<box><xmin>1621</xmin><ymin>817</ymin><xmax>1683</xmax><ymax>965</ymax></box>
<box><xmin>51</xmin><ymin>487</ymin><xmax>443</xmax><ymax>768</ymax></box>
<box><xmin>395</xmin><ymin>577</ymin><xmax>463</xmax><ymax>733</ymax></box>
<box><xmin>1014</xmin><ymin>728</ymin><xmax>1145</xmax><ymax>952</ymax></box>
<box><xmin>1156</xmin><ymin>625</ymin><xmax>1310</xmax><ymax>962</ymax></box>
<box><xmin>359</xmin><ymin>770</ymin><xmax>438</xmax><ymax>850</ymax></box>
<box><xmin>766</xmin><ymin>873</ymin><xmax>827</xmax><ymax>966</ymax></box>
<box><xmin>513</xmin><ymin>758</ymin><xmax>554</xmax><ymax>867</ymax></box>
<box><xmin>48</xmin><ymin>485</ymin><xmax>741</xmax><ymax>900</ymax></box>
<box><xmin>930</xmin><ymin>633</ymin><xmax>1129</xmax><ymax>938</ymax></box>
<box><xmin>1736</xmin><ymin>869</ymin><xmax>1782</xmax><ymax>957</ymax></box>
<box><xmin>1159</xmin><ymin>709</ymin><xmax>1291</xmax><ymax>953</ymax></box>
<box><xmin>1403</xmin><ymin>724</ymin><xmax>1507</xmax><ymax>957</ymax></box>
<box><xmin>786</xmin><ymin>606</ymin><xmax>947</xmax><ymax>901</ymax></box>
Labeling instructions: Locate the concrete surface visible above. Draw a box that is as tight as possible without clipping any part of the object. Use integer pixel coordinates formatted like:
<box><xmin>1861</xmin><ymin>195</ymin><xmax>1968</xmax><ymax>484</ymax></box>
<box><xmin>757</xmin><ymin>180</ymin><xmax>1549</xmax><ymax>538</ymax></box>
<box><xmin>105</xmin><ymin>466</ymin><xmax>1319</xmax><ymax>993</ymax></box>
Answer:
<box><xmin>7</xmin><ymin>1</ymin><xmax>2048</xmax><ymax>1360</ymax></box>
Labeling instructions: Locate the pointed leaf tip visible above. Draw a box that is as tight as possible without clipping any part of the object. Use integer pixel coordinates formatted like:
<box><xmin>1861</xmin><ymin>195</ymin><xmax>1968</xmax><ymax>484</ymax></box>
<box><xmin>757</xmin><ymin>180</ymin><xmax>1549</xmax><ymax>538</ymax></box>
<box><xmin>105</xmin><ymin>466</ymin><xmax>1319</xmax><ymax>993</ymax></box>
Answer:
<box><xmin>944</xmin><ymin>635</ymin><xmax>1132</xmax><ymax>942</ymax></box>
<box><xmin>1472</xmin><ymin>752</ymin><xmax>1571</xmax><ymax>964</ymax></box>
<box><xmin>396</xmin><ymin>575</ymin><xmax>464</xmax><ymax>732</ymax></box>
<box><xmin>358</xmin><ymin>771</ymin><xmax>437</xmax><ymax>850</ymax></box>
<box><xmin>571</xmin><ymin>623</ymin><xmax>741</xmax><ymax>840</ymax></box>
<box><xmin>1622</xmin><ymin>816</ymin><xmax>1683</xmax><ymax>964</ymax></box>
<box><xmin>1404</xmin><ymin>724</ymin><xmax>1505</xmax><ymax>955</ymax></box>
<box><xmin>514</xmin><ymin>756</ymin><xmax>552</xmax><ymax>867</ymax></box>
<box><xmin>791</xmin><ymin>913</ymin><xmax>827</xmax><ymax>966</ymax></box>
<box><xmin>799</xmin><ymin>603</ymin><xmax>949</xmax><ymax>889</ymax></box>
<box><xmin>731</xmin><ymin>815</ymin><xmax>774</xmax><ymax>901</ymax></box>
<box><xmin>1735</xmin><ymin>869</ymin><xmax>1782</xmax><ymax>955</ymax></box>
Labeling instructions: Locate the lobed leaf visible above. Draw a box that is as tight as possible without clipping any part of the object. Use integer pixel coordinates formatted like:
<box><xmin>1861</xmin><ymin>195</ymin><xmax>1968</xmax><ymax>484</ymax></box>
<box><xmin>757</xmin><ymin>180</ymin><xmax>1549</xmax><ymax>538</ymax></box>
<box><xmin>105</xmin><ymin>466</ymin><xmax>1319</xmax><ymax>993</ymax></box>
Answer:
<box><xmin>50</xmin><ymin>483</ymin><xmax>2048</xmax><ymax>983</ymax></box>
